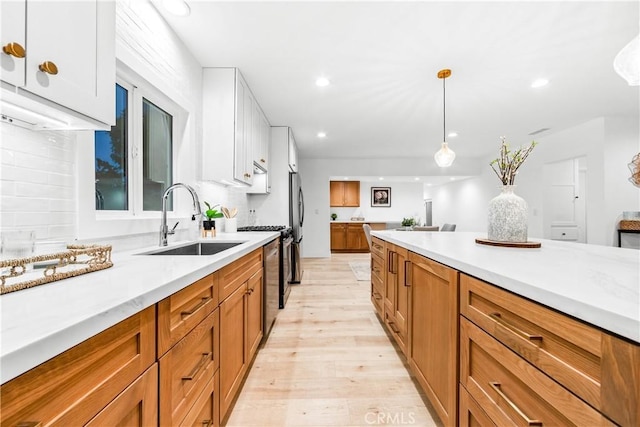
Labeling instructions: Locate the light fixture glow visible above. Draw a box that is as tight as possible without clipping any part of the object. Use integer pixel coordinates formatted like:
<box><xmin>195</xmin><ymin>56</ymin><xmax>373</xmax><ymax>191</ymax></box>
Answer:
<box><xmin>614</xmin><ymin>34</ymin><xmax>640</xmax><ymax>86</ymax></box>
<box><xmin>378</xmin><ymin>177</ymin><xmax>384</xmax><ymax>181</ymax></box>
<box><xmin>162</xmin><ymin>0</ymin><xmax>190</xmax><ymax>16</ymax></box>
<box><xmin>315</xmin><ymin>77</ymin><xmax>330</xmax><ymax>87</ymax></box>
<box><xmin>531</xmin><ymin>78</ymin><xmax>549</xmax><ymax>88</ymax></box>
<box><xmin>414</xmin><ymin>177</ymin><xmax>420</xmax><ymax>181</ymax></box>
<box><xmin>434</xmin><ymin>69</ymin><xmax>456</xmax><ymax>167</ymax></box>
<box><xmin>317</xmin><ymin>132</ymin><xmax>327</xmax><ymax>138</ymax></box>
<box><xmin>448</xmin><ymin>132</ymin><xmax>458</xmax><ymax>138</ymax></box>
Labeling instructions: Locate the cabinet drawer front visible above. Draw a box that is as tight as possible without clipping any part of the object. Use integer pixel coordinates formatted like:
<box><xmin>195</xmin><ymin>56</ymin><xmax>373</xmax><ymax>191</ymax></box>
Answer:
<box><xmin>86</xmin><ymin>364</ymin><xmax>158</xmax><ymax>426</ymax></box>
<box><xmin>0</xmin><ymin>306</ymin><xmax>155</xmax><ymax>426</ymax></box>
<box><xmin>459</xmin><ymin>384</ymin><xmax>496</xmax><ymax>427</ymax></box>
<box><xmin>371</xmin><ymin>253</ymin><xmax>384</xmax><ymax>283</ymax></box>
<box><xmin>180</xmin><ymin>371</ymin><xmax>219</xmax><ymax>427</ymax></box>
<box><xmin>460</xmin><ymin>274</ymin><xmax>603</xmax><ymax>409</ymax></box>
<box><xmin>371</xmin><ymin>237</ymin><xmax>384</xmax><ymax>259</ymax></box>
<box><xmin>219</xmin><ymin>248</ymin><xmax>262</xmax><ymax>301</ymax></box>
<box><xmin>160</xmin><ymin>308</ymin><xmax>220</xmax><ymax>426</ymax></box>
<box><xmin>158</xmin><ymin>272</ymin><xmax>219</xmax><ymax>355</ymax></box>
<box><xmin>460</xmin><ymin>318</ymin><xmax>614</xmax><ymax>426</ymax></box>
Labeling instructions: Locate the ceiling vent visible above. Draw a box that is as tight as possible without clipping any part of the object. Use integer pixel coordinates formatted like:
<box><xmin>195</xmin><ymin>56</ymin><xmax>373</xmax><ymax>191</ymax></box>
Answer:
<box><xmin>528</xmin><ymin>128</ymin><xmax>550</xmax><ymax>136</ymax></box>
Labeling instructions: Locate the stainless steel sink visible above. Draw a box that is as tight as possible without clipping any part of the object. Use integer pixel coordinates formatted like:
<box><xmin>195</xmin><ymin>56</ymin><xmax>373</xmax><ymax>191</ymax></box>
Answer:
<box><xmin>141</xmin><ymin>242</ymin><xmax>244</xmax><ymax>256</ymax></box>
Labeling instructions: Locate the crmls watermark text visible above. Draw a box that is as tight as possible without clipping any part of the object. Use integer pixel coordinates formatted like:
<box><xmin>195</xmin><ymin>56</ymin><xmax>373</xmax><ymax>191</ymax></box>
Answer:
<box><xmin>364</xmin><ymin>411</ymin><xmax>416</xmax><ymax>425</ymax></box>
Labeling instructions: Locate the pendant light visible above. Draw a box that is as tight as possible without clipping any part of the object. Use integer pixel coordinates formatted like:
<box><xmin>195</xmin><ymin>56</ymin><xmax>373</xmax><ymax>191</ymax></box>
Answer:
<box><xmin>613</xmin><ymin>34</ymin><xmax>640</xmax><ymax>86</ymax></box>
<box><xmin>434</xmin><ymin>69</ymin><xmax>456</xmax><ymax>167</ymax></box>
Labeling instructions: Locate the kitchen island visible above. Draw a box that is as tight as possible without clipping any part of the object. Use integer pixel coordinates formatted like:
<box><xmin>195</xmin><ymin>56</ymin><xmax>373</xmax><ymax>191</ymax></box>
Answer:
<box><xmin>371</xmin><ymin>230</ymin><xmax>639</xmax><ymax>426</ymax></box>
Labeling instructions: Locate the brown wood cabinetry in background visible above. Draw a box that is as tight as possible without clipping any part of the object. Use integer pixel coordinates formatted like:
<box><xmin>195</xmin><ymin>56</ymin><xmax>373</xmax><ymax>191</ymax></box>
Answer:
<box><xmin>331</xmin><ymin>222</ymin><xmax>381</xmax><ymax>252</ymax></box>
<box><xmin>330</xmin><ymin>181</ymin><xmax>360</xmax><ymax>207</ymax></box>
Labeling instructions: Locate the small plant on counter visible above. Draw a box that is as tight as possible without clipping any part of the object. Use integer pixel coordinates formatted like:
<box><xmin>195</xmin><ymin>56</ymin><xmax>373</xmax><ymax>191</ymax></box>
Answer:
<box><xmin>401</xmin><ymin>217</ymin><xmax>416</xmax><ymax>227</ymax></box>
<box><xmin>330</xmin><ymin>213</ymin><xmax>337</xmax><ymax>220</ymax></box>
<box><xmin>203</xmin><ymin>202</ymin><xmax>224</xmax><ymax>230</ymax></box>
<box><xmin>489</xmin><ymin>137</ymin><xmax>537</xmax><ymax>185</ymax></box>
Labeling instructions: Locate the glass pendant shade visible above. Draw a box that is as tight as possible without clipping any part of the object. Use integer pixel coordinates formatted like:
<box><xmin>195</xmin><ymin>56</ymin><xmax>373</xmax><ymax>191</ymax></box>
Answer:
<box><xmin>434</xmin><ymin>141</ymin><xmax>455</xmax><ymax>167</ymax></box>
<box><xmin>614</xmin><ymin>34</ymin><xmax>640</xmax><ymax>86</ymax></box>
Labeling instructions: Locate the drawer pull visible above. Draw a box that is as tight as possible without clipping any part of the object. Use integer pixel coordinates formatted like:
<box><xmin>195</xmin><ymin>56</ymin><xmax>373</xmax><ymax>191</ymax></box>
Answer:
<box><xmin>202</xmin><ymin>420</ymin><xmax>213</xmax><ymax>427</ymax></box>
<box><xmin>3</xmin><ymin>42</ymin><xmax>26</xmax><ymax>58</ymax></box>
<box><xmin>373</xmin><ymin>292</ymin><xmax>382</xmax><ymax>300</ymax></box>
<box><xmin>38</xmin><ymin>61</ymin><xmax>58</xmax><ymax>75</ymax></box>
<box><xmin>16</xmin><ymin>423</ymin><xmax>42</xmax><ymax>427</ymax></box>
<box><xmin>490</xmin><ymin>313</ymin><xmax>543</xmax><ymax>342</ymax></box>
<box><xmin>181</xmin><ymin>297</ymin><xmax>211</xmax><ymax>317</ymax></box>
<box><xmin>489</xmin><ymin>382</ymin><xmax>542</xmax><ymax>426</ymax></box>
<box><xmin>182</xmin><ymin>352</ymin><xmax>212</xmax><ymax>381</ymax></box>
<box><xmin>404</xmin><ymin>260</ymin><xmax>411</xmax><ymax>287</ymax></box>
<box><xmin>388</xmin><ymin>321</ymin><xmax>400</xmax><ymax>334</ymax></box>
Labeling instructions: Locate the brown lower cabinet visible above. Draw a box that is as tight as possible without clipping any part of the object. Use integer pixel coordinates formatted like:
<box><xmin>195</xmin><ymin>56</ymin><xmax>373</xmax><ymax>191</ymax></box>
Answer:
<box><xmin>0</xmin><ymin>245</ymin><xmax>269</xmax><ymax>427</ymax></box>
<box><xmin>331</xmin><ymin>222</ymin><xmax>385</xmax><ymax>252</ymax></box>
<box><xmin>372</xmin><ymin>239</ymin><xmax>640</xmax><ymax>427</ymax></box>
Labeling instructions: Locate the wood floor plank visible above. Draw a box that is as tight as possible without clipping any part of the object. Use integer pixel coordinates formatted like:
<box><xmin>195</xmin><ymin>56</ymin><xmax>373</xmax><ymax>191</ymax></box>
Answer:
<box><xmin>224</xmin><ymin>253</ymin><xmax>440</xmax><ymax>427</ymax></box>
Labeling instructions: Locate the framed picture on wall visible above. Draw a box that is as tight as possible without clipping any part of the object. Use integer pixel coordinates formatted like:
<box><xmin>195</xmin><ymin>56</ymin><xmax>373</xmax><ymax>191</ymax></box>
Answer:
<box><xmin>371</xmin><ymin>187</ymin><xmax>391</xmax><ymax>207</ymax></box>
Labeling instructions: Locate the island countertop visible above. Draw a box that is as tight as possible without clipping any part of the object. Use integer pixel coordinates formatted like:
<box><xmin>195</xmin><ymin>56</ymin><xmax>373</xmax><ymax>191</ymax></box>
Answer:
<box><xmin>371</xmin><ymin>231</ymin><xmax>640</xmax><ymax>343</ymax></box>
<box><xmin>0</xmin><ymin>232</ymin><xmax>279</xmax><ymax>384</ymax></box>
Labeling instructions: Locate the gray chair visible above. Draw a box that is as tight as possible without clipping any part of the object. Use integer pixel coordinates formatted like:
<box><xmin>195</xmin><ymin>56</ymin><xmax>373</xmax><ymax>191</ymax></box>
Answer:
<box><xmin>362</xmin><ymin>223</ymin><xmax>372</xmax><ymax>249</ymax></box>
<box><xmin>441</xmin><ymin>223</ymin><xmax>456</xmax><ymax>232</ymax></box>
<box><xmin>413</xmin><ymin>226</ymin><xmax>440</xmax><ymax>231</ymax></box>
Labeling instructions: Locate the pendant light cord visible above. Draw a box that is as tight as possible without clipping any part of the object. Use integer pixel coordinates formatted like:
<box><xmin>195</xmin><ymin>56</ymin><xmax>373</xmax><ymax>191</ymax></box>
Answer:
<box><xmin>443</xmin><ymin>76</ymin><xmax>446</xmax><ymax>143</ymax></box>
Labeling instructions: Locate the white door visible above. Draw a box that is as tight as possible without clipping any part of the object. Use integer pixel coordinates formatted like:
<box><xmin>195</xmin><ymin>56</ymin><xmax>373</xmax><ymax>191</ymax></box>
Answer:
<box><xmin>543</xmin><ymin>157</ymin><xmax>587</xmax><ymax>243</ymax></box>
<box><xmin>0</xmin><ymin>0</ymin><xmax>26</xmax><ymax>87</ymax></box>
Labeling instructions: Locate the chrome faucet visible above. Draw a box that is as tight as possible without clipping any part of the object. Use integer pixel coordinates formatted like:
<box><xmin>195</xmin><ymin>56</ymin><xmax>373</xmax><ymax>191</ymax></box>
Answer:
<box><xmin>160</xmin><ymin>183</ymin><xmax>202</xmax><ymax>246</ymax></box>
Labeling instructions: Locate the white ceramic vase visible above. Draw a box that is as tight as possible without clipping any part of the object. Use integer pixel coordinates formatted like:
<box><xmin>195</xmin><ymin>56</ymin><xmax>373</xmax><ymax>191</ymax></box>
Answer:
<box><xmin>225</xmin><ymin>217</ymin><xmax>237</xmax><ymax>233</ymax></box>
<box><xmin>487</xmin><ymin>185</ymin><xmax>528</xmax><ymax>242</ymax></box>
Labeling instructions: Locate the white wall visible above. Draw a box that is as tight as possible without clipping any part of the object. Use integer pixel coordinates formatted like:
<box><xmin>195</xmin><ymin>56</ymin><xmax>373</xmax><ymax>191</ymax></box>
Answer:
<box><xmin>425</xmin><ymin>117</ymin><xmax>640</xmax><ymax>247</ymax></box>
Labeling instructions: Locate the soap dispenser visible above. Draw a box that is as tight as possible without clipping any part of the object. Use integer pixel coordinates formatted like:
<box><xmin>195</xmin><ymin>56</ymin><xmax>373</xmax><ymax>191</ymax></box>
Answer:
<box><xmin>189</xmin><ymin>214</ymin><xmax>201</xmax><ymax>240</ymax></box>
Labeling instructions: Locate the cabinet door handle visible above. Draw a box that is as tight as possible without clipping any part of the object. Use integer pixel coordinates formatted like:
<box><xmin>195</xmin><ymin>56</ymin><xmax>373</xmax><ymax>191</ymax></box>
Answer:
<box><xmin>387</xmin><ymin>321</ymin><xmax>400</xmax><ymax>334</ymax></box>
<box><xmin>2</xmin><ymin>42</ymin><xmax>25</xmax><ymax>58</ymax></box>
<box><xmin>260</xmin><ymin>158</ymin><xmax>266</xmax><ymax>163</ymax></box>
<box><xmin>181</xmin><ymin>297</ymin><xmax>211</xmax><ymax>318</ymax></box>
<box><xmin>201</xmin><ymin>420</ymin><xmax>213</xmax><ymax>427</ymax></box>
<box><xmin>182</xmin><ymin>352</ymin><xmax>212</xmax><ymax>381</ymax></box>
<box><xmin>15</xmin><ymin>422</ymin><xmax>42</xmax><ymax>427</ymax></box>
<box><xmin>246</xmin><ymin>287</ymin><xmax>254</xmax><ymax>295</ymax></box>
<box><xmin>372</xmin><ymin>292</ymin><xmax>382</xmax><ymax>300</ymax></box>
<box><xmin>404</xmin><ymin>260</ymin><xmax>411</xmax><ymax>286</ymax></box>
<box><xmin>489</xmin><ymin>382</ymin><xmax>542</xmax><ymax>426</ymax></box>
<box><xmin>489</xmin><ymin>313</ymin><xmax>543</xmax><ymax>342</ymax></box>
<box><xmin>38</xmin><ymin>61</ymin><xmax>58</xmax><ymax>75</ymax></box>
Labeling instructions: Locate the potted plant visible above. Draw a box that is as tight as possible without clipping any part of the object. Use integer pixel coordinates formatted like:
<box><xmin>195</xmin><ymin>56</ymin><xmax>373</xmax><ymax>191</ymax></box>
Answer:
<box><xmin>330</xmin><ymin>213</ymin><xmax>337</xmax><ymax>221</ymax></box>
<box><xmin>401</xmin><ymin>217</ymin><xmax>416</xmax><ymax>229</ymax></box>
<box><xmin>203</xmin><ymin>202</ymin><xmax>224</xmax><ymax>230</ymax></box>
<box><xmin>487</xmin><ymin>137</ymin><xmax>537</xmax><ymax>242</ymax></box>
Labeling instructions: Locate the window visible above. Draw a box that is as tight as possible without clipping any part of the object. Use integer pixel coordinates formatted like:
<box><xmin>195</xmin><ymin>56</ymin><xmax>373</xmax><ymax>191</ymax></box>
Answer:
<box><xmin>95</xmin><ymin>82</ymin><xmax>174</xmax><ymax>213</ymax></box>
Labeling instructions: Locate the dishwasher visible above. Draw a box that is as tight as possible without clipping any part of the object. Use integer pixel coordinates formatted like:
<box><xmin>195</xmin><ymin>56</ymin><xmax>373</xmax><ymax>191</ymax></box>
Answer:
<box><xmin>263</xmin><ymin>238</ymin><xmax>280</xmax><ymax>342</ymax></box>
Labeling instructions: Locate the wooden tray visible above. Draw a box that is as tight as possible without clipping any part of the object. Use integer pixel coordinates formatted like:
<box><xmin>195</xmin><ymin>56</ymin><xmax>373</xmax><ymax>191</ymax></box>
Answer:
<box><xmin>475</xmin><ymin>238</ymin><xmax>541</xmax><ymax>248</ymax></box>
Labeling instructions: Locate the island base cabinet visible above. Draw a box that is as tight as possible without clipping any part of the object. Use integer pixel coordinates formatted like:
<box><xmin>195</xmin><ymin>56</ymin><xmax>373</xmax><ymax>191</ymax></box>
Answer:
<box><xmin>86</xmin><ymin>364</ymin><xmax>158</xmax><ymax>426</ymax></box>
<box><xmin>460</xmin><ymin>317</ymin><xmax>615</xmax><ymax>426</ymax></box>
<box><xmin>408</xmin><ymin>253</ymin><xmax>458</xmax><ymax>427</ymax></box>
<box><xmin>0</xmin><ymin>306</ymin><xmax>155</xmax><ymax>426</ymax></box>
<box><xmin>180</xmin><ymin>371</ymin><xmax>220</xmax><ymax>427</ymax></box>
<box><xmin>458</xmin><ymin>385</ymin><xmax>495</xmax><ymax>427</ymax></box>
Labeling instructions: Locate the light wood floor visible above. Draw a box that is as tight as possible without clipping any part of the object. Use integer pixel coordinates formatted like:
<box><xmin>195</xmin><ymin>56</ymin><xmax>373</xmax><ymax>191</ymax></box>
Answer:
<box><xmin>225</xmin><ymin>253</ymin><xmax>440</xmax><ymax>427</ymax></box>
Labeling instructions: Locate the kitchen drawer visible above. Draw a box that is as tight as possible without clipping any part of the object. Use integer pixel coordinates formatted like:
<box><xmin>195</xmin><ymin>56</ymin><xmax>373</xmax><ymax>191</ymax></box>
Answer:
<box><xmin>461</xmin><ymin>274</ymin><xmax>606</xmax><ymax>412</ymax></box>
<box><xmin>160</xmin><ymin>307</ymin><xmax>220</xmax><ymax>426</ymax></box>
<box><xmin>550</xmin><ymin>226</ymin><xmax>578</xmax><ymax>240</ymax></box>
<box><xmin>371</xmin><ymin>237</ymin><xmax>384</xmax><ymax>259</ymax></box>
<box><xmin>180</xmin><ymin>371</ymin><xmax>220</xmax><ymax>427</ymax></box>
<box><xmin>0</xmin><ymin>306</ymin><xmax>155</xmax><ymax>426</ymax></box>
<box><xmin>460</xmin><ymin>317</ymin><xmax>614</xmax><ymax>426</ymax></box>
<box><xmin>86</xmin><ymin>364</ymin><xmax>158</xmax><ymax>426</ymax></box>
<box><xmin>371</xmin><ymin>251</ymin><xmax>384</xmax><ymax>283</ymax></box>
<box><xmin>219</xmin><ymin>248</ymin><xmax>262</xmax><ymax>301</ymax></box>
<box><xmin>158</xmin><ymin>272</ymin><xmax>219</xmax><ymax>355</ymax></box>
<box><xmin>459</xmin><ymin>384</ymin><xmax>495</xmax><ymax>427</ymax></box>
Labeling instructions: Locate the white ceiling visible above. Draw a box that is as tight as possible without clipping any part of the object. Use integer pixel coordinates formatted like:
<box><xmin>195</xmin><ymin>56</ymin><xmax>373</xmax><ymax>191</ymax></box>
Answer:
<box><xmin>155</xmin><ymin>0</ymin><xmax>639</xmax><ymax>167</ymax></box>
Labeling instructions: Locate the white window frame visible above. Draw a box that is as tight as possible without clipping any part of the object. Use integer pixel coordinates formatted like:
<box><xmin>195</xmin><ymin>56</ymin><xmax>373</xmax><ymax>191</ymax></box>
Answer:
<box><xmin>77</xmin><ymin>65</ymin><xmax>188</xmax><ymax>240</ymax></box>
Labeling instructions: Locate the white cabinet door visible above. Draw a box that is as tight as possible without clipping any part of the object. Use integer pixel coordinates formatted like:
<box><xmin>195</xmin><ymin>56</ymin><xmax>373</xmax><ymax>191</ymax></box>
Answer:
<box><xmin>234</xmin><ymin>73</ymin><xmax>247</xmax><ymax>183</ymax></box>
<box><xmin>288</xmin><ymin>128</ymin><xmax>298</xmax><ymax>172</ymax></box>
<box><xmin>23</xmin><ymin>0</ymin><xmax>114</xmax><ymax>126</ymax></box>
<box><xmin>1</xmin><ymin>0</ymin><xmax>26</xmax><ymax>87</ymax></box>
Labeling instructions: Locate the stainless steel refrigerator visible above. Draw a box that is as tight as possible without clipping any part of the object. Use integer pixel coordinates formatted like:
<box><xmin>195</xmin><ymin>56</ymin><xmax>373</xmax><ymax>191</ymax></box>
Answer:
<box><xmin>289</xmin><ymin>172</ymin><xmax>304</xmax><ymax>283</ymax></box>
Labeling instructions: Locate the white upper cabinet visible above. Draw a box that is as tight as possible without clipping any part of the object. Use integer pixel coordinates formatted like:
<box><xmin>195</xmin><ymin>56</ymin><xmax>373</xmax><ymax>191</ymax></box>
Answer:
<box><xmin>203</xmin><ymin>67</ymin><xmax>270</xmax><ymax>187</ymax></box>
<box><xmin>288</xmin><ymin>128</ymin><xmax>299</xmax><ymax>172</ymax></box>
<box><xmin>0</xmin><ymin>0</ymin><xmax>115</xmax><ymax>129</ymax></box>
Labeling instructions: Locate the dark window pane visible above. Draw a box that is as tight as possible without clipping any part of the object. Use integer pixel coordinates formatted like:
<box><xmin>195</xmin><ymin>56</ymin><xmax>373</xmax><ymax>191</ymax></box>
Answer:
<box><xmin>142</xmin><ymin>98</ymin><xmax>173</xmax><ymax>211</ymax></box>
<box><xmin>95</xmin><ymin>84</ymin><xmax>128</xmax><ymax>210</ymax></box>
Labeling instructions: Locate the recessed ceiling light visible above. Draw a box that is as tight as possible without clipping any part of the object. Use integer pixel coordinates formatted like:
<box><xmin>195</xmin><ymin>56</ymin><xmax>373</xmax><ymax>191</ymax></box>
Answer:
<box><xmin>315</xmin><ymin>77</ymin><xmax>330</xmax><ymax>87</ymax></box>
<box><xmin>378</xmin><ymin>177</ymin><xmax>384</xmax><ymax>181</ymax></box>
<box><xmin>427</xmin><ymin>183</ymin><xmax>433</xmax><ymax>187</ymax></box>
<box><xmin>531</xmin><ymin>78</ymin><xmax>549</xmax><ymax>88</ymax></box>
<box><xmin>448</xmin><ymin>132</ymin><xmax>458</xmax><ymax>138</ymax></box>
<box><xmin>317</xmin><ymin>132</ymin><xmax>327</xmax><ymax>138</ymax></box>
<box><xmin>450</xmin><ymin>177</ymin><xmax>456</xmax><ymax>181</ymax></box>
<box><xmin>414</xmin><ymin>177</ymin><xmax>420</xmax><ymax>181</ymax></box>
<box><xmin>162</xmin><ymin>0</ymin><xmax>190</xmax><ymax>16</ymax></box>
<box><xmin>343</xmin><ymin>177</ymin><xmax>349</xmax><ymax>180</ymax></box>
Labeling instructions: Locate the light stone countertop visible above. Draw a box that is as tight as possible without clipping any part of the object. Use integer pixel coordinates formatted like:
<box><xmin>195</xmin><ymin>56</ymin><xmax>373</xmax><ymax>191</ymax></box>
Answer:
<box><xmin>331</xmin><ymin>220</ymin><xmax>389</xmax><ymax>223</ymax></box>
<box><xmin>0</xmin><ymin>232</ymin><xmax>279</xmax><ymax>384</ymax></box>
<box><xmin>372</xmin><ymin>231</ymin><xmax>640</xmax><ymax>344</ymax></box>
